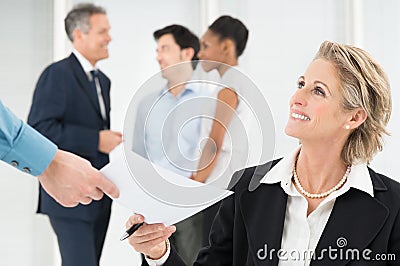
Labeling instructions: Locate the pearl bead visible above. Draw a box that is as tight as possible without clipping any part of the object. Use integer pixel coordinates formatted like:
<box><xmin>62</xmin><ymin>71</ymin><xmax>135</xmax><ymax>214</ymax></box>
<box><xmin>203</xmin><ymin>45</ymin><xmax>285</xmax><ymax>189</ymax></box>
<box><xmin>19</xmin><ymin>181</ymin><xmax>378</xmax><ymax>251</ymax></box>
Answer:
<box><xmin>293</xmin><ymin>155</ymin><xmax>351</xmax><ymax>199</ymax></box>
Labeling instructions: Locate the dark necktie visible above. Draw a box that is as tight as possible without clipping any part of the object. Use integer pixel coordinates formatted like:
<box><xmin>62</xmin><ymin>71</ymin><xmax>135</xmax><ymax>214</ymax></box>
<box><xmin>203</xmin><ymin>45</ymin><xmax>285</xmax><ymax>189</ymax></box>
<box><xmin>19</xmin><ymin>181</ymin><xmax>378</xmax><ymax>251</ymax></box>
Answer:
<box><xmin>90</xmin><ymin>70</ymin><xmax>107</xmax><ymax>127</ymax></box>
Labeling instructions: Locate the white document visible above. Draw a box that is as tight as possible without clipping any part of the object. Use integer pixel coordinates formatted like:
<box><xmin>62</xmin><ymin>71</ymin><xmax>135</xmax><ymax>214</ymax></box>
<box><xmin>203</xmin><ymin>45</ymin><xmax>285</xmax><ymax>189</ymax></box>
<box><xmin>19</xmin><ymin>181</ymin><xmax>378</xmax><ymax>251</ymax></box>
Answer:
<box><xmin>101</xmin><ymin>146</ymin><xmax>233</xmax><ymax>225</ymax></box>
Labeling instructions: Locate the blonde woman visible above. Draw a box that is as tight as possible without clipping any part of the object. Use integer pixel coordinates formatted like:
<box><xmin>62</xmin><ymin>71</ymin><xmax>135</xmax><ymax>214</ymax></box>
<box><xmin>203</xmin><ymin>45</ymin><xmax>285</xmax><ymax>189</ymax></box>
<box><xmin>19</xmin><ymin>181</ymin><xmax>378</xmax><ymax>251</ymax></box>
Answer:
<box><xmin>128</xmin><ymin>41</ymin><xmax>399</xmax><ymax>265</ymax></box>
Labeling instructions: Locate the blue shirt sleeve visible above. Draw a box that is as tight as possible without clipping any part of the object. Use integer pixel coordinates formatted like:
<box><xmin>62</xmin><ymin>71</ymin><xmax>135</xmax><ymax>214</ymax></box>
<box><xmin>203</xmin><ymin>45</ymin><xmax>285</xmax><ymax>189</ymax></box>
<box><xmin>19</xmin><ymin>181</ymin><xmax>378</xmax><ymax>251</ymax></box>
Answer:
<box><xmin>0</xmin><ymin>101</ymin><xmax>57</xmax><ymax>176</ymax></box>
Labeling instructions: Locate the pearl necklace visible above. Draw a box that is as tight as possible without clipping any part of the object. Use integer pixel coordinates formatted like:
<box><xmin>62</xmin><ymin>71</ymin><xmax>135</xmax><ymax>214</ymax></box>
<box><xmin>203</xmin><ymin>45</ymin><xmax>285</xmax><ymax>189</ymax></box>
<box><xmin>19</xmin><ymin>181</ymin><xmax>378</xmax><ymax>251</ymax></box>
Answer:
<box><xmin>292</xmin><ymin>157</ymin><xmax>351</xmax><ymax>199</ymax></box>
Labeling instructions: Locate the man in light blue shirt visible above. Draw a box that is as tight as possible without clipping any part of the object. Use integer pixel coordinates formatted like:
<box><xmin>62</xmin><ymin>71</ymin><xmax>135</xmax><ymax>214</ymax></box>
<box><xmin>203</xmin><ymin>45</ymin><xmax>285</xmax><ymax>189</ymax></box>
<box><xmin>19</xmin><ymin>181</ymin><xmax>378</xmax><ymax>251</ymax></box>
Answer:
<box><xmin>0</xmin><ymin>100</ymin><xmax>119</xmax><ymax>206</ymax></box>
<box><xmin>132</xmin><ymin>24</ymin><xmax>206</xmax><ymax>265</ymax></box>
<box><xmin>133</xmin><ymin>85</ymin><xmax>206</xmax><ymax>177</ymax></box>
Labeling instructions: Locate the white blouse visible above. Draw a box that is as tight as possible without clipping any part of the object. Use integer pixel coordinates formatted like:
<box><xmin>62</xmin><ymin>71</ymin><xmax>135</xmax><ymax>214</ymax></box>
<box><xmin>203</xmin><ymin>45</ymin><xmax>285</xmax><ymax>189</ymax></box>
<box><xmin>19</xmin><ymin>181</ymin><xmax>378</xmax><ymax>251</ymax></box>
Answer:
<box><xmin>147</xmin><ymin>146</ymin><xmax>374</xmax><ymax>265</ymax></box>
<box><xmin>261</xmin><ymin>147</ymin><xmax>374</xmax><ymax>265</ymax></box>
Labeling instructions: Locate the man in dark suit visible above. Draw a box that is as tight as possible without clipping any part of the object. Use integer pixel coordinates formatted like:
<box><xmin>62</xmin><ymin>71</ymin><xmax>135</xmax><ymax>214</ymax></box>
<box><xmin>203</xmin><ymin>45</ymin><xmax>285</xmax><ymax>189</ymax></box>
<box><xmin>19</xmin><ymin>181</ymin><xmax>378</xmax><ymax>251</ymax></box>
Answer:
<box><xmin>27</xmin><ymin>3</ymin><xmax>122</xmax><ymax>266</ymax></box>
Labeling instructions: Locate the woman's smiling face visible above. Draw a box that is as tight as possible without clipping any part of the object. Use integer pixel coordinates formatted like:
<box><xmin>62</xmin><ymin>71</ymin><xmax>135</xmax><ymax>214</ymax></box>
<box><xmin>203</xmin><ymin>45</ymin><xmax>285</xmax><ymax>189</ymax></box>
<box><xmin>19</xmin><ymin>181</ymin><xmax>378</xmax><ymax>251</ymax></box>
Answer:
<box><xmin>285</xmin><ymin>58</ymin><xmax>351</xmax><ymax>143</ymax></box>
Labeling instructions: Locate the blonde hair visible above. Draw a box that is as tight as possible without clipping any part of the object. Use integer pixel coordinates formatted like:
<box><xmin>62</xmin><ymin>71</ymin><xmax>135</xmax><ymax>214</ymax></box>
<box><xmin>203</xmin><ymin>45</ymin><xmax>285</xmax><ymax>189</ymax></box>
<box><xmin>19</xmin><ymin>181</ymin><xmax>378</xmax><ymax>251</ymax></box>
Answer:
<box><xmin>315</xmin><ymin>41</ymin><xmax>392</xmax><ymax>164</ymax></box>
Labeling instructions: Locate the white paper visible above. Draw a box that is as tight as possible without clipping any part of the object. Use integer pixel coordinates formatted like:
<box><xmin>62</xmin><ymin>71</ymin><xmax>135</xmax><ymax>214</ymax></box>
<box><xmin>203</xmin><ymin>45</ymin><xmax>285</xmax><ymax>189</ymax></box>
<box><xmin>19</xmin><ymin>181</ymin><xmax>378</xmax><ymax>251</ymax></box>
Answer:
<box><xmin>101</xmin><ymin>146</ymin><xmax>233</xmax><ymax>225</ymax></box>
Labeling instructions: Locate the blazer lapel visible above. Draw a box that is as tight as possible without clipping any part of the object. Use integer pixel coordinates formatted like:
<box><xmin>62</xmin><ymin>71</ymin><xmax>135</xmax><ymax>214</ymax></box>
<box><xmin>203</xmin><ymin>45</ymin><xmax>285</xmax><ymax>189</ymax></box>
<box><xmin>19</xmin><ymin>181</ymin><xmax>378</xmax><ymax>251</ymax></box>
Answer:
<box><xmin>68</xmin><ymin>54</ymin><xmax>103</xmax><ymax>120</ymax></box>
<box><xmin>312</xmin><ymin>187</ymin><xmax>389</xmax><ymax>266</ymax></box>
<box><xmin>240</xmin><ymin>183</ymin><xmax>287</xmax><ymax>265</ymax></box>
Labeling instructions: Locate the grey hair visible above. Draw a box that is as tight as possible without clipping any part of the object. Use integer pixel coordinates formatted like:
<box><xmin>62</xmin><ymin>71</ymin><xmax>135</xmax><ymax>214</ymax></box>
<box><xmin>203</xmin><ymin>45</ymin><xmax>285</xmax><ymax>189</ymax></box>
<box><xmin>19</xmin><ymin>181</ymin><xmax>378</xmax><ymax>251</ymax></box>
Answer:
<box><xmin>64</xmin><ymin>3</ymin><xmax>106</xmax><ymax>42</ymax></box>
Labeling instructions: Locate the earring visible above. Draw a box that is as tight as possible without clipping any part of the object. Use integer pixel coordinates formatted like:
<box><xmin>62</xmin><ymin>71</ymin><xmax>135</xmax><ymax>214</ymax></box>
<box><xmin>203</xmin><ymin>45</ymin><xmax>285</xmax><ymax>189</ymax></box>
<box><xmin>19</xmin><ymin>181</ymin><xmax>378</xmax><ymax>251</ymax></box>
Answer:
<box><xmin>345</xmin><ymin>125</ymin><xmax>350</xmax><ymax>130</ymax></box>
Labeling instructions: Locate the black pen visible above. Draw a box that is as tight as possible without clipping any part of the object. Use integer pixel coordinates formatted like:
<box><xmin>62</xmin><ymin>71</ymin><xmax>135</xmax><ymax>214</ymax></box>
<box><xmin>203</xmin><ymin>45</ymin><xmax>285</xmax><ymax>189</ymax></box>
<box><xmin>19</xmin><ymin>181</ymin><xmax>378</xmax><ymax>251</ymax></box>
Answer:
<box><xmin>120</xmin><ymin>222</ymin><xmax>144</xmax><ymax>241</ymax></box>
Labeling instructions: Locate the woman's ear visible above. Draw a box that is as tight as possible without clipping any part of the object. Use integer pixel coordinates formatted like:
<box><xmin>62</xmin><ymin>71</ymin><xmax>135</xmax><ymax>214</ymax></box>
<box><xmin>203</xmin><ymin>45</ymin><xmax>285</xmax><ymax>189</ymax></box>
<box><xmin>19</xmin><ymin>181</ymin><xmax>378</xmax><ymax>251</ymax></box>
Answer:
<box><xmin>345</xmin><ymin>108</ymin><xmax>367</xmax><ymax>130</ymax></box>
<box><xmin>222</xmin><ymin>39</ymin><xmax>236</xmax><ymax>57</ymax></box>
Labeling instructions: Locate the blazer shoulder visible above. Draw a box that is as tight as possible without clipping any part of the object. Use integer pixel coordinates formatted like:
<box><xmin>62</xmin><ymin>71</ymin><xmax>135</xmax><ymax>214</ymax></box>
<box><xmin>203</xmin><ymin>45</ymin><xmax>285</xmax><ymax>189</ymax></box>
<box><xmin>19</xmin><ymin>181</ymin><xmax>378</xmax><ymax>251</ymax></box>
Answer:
<box><xmin>34</xmin><ymin>57</ymin><xmax>73</xmax><ymax>89</ymax></box>
<box><xmin>369</xmin><ymin>167</ymin><xmax>400</xmax><ymax>194</ymax></box>
<box><xmin>41</xmin><ymin>56</ymin><xmax>73</xmax><ymax>75</ymax></box>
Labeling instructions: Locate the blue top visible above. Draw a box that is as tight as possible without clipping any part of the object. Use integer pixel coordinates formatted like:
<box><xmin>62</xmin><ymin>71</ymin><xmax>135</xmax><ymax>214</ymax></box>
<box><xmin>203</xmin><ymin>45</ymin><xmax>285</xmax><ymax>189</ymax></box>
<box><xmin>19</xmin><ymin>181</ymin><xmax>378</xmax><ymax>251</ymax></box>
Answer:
<box><xmin>0</xmin><ymin>100</ymin><xmax>57</xmax><ymax>176</ymax></box>
<box><xmin>132</xmin><ymin>84</ymin><xmax>208</xmax><ymax>177</ymax></box>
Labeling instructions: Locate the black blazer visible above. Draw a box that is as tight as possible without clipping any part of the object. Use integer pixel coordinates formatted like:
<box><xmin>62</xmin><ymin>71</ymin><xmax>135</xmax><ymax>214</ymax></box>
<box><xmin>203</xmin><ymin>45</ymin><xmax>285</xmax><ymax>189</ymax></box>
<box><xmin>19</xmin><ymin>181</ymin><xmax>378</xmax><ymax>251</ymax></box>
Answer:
<box><xmin>28</xmin><ymin>53</ymin><xmax>111</xmax><ymax>222</ymax></box>
<box><xmin>156</xmin><ymin>160</ymin><xmax>400</xmax><ymax>265</ymax></box>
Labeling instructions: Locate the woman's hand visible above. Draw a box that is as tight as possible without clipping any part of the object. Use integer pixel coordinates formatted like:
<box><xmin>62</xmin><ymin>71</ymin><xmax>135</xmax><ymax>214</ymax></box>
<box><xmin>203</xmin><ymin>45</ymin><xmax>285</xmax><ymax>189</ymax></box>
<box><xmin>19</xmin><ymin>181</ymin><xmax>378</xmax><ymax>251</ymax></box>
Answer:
<box><xmin>126</xmin><ymin>214</ymin><xmax>176</xmax><ymax>259</ymax></box>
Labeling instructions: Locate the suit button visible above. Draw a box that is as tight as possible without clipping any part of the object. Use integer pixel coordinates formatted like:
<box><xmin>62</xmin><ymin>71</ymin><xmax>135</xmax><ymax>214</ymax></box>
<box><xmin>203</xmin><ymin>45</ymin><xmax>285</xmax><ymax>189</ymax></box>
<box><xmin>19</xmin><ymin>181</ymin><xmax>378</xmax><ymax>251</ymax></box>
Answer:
<box><xmin>22</xmin><ymin>167</ymin><xmax>31</xmax><ymax>174</ymax></box>
<box><xmin>11</xmin><ymin>160</ymin><xmax>19</xmax><ymax>167</ymax></box>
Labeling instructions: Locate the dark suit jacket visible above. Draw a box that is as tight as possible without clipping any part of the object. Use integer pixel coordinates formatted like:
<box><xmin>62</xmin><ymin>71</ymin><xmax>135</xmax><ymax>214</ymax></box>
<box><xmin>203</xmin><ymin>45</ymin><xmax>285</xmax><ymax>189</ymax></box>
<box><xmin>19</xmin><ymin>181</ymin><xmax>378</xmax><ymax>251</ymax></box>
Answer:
<box><xmin>154</xmin><ymin>160</ymin><xmax>400</xmax><ymax>265</ymax></box>
<box><xmin>28</xmin><ymin>53</ymin><xmax>112</xmax><ymax>222</ymax></box>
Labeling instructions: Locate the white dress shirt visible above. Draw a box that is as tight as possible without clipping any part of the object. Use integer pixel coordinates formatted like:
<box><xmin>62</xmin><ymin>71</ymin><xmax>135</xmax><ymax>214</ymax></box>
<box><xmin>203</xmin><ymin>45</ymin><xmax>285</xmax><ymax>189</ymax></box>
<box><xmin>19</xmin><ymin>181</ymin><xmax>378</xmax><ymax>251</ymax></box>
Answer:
<box><xmin>260</xmin><ymin>146</ymin><xmax>374</xmax><ymax>265</ymax></box>
<box><xmin>146</xmin><ymin>146</ymin><xmax>374</xmax><ymax>265</ymax></box>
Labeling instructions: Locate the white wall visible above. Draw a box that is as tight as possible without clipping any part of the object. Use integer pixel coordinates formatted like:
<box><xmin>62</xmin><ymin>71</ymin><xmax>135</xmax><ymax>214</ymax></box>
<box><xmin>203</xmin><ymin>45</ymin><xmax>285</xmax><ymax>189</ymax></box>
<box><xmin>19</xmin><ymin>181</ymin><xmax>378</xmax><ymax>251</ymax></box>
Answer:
<box><xmin>1</xmin><ymin>0</ymin><xmax>399</xmax><ymax>265</ymax></box>
<box><xmin>0</xmin><ymin>0</ymin><xmax>57</xmax><ymax>265</ymax></box>
<box><xmin>361</xmin><ymin>0</ymin><xmax>400</xmax><ymax>178</ymax></box>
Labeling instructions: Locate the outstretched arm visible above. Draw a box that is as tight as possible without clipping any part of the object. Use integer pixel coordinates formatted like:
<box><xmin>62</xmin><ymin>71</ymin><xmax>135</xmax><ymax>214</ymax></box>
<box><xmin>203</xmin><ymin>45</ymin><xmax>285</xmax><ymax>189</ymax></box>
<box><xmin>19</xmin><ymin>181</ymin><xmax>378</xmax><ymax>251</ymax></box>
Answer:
<box><xmin>1</xmin><ymin>100</ymin><xmax>119</xmax><ymax>207</ymax></box>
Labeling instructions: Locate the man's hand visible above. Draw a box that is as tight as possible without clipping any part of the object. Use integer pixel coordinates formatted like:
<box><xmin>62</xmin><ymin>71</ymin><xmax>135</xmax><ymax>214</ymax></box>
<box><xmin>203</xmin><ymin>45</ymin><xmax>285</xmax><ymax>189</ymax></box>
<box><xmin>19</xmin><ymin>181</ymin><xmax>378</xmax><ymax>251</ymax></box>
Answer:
<box><xmin>127</xmin><ymin>214</ymin><xmax>176</xmax><ymax>260</ymax></box>
<box><xmin>37</xmin><ymin>150</ymin><xmax>120</xmax><ymax>207</ymax></box>
<box><xmin>99</xmin><ymin>130</ymin><xmax>123</xmax><ymax>154</ymax></box>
